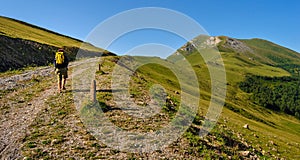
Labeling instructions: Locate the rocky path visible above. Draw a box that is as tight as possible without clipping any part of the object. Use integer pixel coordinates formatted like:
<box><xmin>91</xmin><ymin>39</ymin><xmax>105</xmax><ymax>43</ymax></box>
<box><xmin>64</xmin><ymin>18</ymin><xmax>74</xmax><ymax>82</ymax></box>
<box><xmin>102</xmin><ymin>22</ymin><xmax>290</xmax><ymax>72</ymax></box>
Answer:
<box><xmin>0</xmin><ymin>60</ymin><xmax>84</xmax><ymax>159</ymax></box>
<box><xmin>0</xmin><ymin>83</ymin><xmax>56</xmax><ymax>159</ymax></box>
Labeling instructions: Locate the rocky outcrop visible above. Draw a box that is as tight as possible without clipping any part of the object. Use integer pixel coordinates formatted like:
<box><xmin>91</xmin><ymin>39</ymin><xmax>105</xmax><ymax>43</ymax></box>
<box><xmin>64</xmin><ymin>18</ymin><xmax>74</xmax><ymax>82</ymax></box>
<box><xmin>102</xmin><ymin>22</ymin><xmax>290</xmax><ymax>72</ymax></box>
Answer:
<box><xmin>0</xmin><ymin>35</ymin><xmax>57</xmax><ymax>71</ymax></box>
<box><xmin>218</xmin><ymin>36</ymin><xmax>254</xmax><ymax>54</ymax></box>
<box><xmin>179</xmin><ymin>36</ymin><xmax>253</xmax><ymax>54</ymax></box>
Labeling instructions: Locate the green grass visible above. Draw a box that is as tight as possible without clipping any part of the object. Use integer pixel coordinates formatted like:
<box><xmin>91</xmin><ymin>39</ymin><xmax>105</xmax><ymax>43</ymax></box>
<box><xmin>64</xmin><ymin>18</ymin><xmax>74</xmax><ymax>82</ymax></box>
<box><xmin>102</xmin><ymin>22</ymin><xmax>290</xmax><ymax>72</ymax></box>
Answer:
<box><xmin>132</xmin><ymin>44</ymin><xmax>300</xmax><ymax>158</ymax></box>
<box><xmin>241</xmin><ymin>38</ymin><xmax>300</xmax><ymax>66</ymax></box>
<box><xmin>119</xmin><ymin>54</ymin><xmax>295</xmax><ymax>158</ymax></box>
<box><xmin>211</xmin><ymin>49</ymin><xmax>300</xmax><ymax>158</ymax></box>
<box><xmin>0</xmin><ymin>16</ymin><xmax>103</xmax><ymax>52</ymax></box>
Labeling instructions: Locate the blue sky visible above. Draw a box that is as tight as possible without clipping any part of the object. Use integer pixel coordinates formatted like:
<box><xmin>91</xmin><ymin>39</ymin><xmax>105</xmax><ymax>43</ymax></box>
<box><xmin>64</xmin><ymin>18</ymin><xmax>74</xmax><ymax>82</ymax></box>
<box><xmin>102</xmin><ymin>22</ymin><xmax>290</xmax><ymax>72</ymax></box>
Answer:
<box><xmin>1</xmin><ymin>0</ymin><xmax>299</xmax><ymax>56</ymax></box>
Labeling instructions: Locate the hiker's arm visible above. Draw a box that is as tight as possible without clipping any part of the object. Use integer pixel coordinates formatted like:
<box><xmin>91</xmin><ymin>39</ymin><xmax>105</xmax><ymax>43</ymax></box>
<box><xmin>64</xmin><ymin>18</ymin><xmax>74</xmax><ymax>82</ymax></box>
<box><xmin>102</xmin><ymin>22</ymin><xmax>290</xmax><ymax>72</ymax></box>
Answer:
<box><xmin>65</xmin><ymin>55</ymin><xmax>69</xmax><ymax>67</ymax></box>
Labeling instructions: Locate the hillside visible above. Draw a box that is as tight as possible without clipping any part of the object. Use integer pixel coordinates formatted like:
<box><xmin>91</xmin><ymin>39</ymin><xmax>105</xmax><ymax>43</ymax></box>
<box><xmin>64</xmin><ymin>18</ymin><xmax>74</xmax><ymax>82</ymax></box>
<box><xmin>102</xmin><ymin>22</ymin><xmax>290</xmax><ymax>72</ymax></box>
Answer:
<box><xmin>0</xmin><ymin>16</ymin><xmax>100</xmax><ymax>51</ymax></box>
<box><xmin>240</xmin><ymin>38</ymin><xmax>300</xmax><ymax>73</ymax></box>
<box><xmin>157</xmin><ymin>36</ymin><xmax>300</xmax><ymax>158</ymax></box>
<box><xmin>0</xmin><ymin>18</ymin><xmax>300</xmax><ymax>159</ymax></box>
<box><xmin>166</xmin><ymin>36</ymin><xmax>300</xmax><ymax>158</ymax></box>
<box><xmin>0</xmin><ymin>16</ymin><xmax>115</xmax><ymax>72</ymax></box>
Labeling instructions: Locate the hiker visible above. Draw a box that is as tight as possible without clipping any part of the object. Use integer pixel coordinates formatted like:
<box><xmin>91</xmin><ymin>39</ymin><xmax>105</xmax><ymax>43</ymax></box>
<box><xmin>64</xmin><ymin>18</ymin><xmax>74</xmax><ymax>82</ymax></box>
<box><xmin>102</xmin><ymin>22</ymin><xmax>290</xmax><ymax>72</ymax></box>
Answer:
<box><xmin>54</xmin><ymin>48</ymin><xmax>69</xmax><ymax>93</ymax></box>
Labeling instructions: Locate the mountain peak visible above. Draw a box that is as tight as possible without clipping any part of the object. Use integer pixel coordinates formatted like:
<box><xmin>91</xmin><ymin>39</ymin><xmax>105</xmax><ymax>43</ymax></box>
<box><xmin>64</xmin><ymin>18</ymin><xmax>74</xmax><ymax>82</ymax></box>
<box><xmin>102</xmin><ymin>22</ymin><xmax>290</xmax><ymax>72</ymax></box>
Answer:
<box><xmin>179</xmin><ymin>36</ymin><xmax>253</xmax><ymax>54</ymax></box>
<box><xmin>217</xmin><ymin>36</ymin><xmax>254</xmax><ymax>53</ymax></box>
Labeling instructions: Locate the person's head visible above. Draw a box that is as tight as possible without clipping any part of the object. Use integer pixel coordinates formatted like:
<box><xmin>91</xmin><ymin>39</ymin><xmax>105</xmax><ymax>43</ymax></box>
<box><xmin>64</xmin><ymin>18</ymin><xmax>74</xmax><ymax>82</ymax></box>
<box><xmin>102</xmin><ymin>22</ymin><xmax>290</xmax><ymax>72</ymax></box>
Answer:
<box><xmin>58</xmin><ymin>48</ymin><xmax>64</xmax><ymax>52</ymax></box>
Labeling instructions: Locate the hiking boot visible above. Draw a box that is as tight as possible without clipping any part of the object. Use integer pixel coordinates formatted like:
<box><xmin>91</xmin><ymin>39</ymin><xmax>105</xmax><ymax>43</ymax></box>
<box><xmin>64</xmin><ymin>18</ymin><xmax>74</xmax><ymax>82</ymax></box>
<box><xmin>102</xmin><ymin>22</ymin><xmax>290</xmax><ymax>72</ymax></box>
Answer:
<box><xmin>62</xmin><ymin>87</ymin><xmax>66</xmax><ymax>90</ymax></box>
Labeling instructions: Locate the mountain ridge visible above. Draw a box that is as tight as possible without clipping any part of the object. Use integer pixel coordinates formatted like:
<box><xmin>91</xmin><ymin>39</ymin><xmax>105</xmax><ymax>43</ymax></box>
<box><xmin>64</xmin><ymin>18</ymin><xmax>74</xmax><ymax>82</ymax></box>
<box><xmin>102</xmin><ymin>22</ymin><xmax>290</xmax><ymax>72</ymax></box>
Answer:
<box><xmin>176</xmin><ymin>35</ymin><xmax>300</xmax><ymax>71</ymax></box>
<box><xmin>0</xmin><ymin>16</ymin><xmax>84</xmax><ymax>43</ymax></box>
<box><xmin>0</xmin><ymin>15</ymin><xmax>113</xmax><ymax>53</ymax></box>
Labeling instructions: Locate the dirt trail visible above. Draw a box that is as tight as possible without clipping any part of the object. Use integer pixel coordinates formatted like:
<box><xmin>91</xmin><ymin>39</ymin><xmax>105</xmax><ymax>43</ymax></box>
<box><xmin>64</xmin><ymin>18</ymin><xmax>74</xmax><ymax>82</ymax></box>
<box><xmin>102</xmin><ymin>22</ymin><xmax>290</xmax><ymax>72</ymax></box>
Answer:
<box><xmin>0</xmin><ymin>60</ymin><xmax>85</xmax><ymax>159</ymax></box>
<box><xmin>0</xmin><ymin>84</ymin><xmax>56</xmax><ymax>159</ymax></box>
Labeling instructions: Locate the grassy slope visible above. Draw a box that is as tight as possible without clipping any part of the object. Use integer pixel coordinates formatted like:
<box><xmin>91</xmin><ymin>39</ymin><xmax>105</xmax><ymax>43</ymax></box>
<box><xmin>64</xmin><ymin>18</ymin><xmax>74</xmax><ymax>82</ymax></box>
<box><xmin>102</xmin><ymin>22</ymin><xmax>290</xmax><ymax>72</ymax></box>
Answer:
<box><xmin>136</xmin><ymin>44</ymin><xmax>300</xmax><ymax>158</ymax></box>
<box><xmin>241</xmin><ymin>38</ymin><xmax>300</xmax><ymax>67</ymax></box>
<box><xmin>219</xmin><ymin>51</ymin><xmax>300</xmax><ymax>158</ymax></box>
<box><xmin>0</xmin><ymin>16</ymin><xmax>103</xmax><ymax>52</ymax></box>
